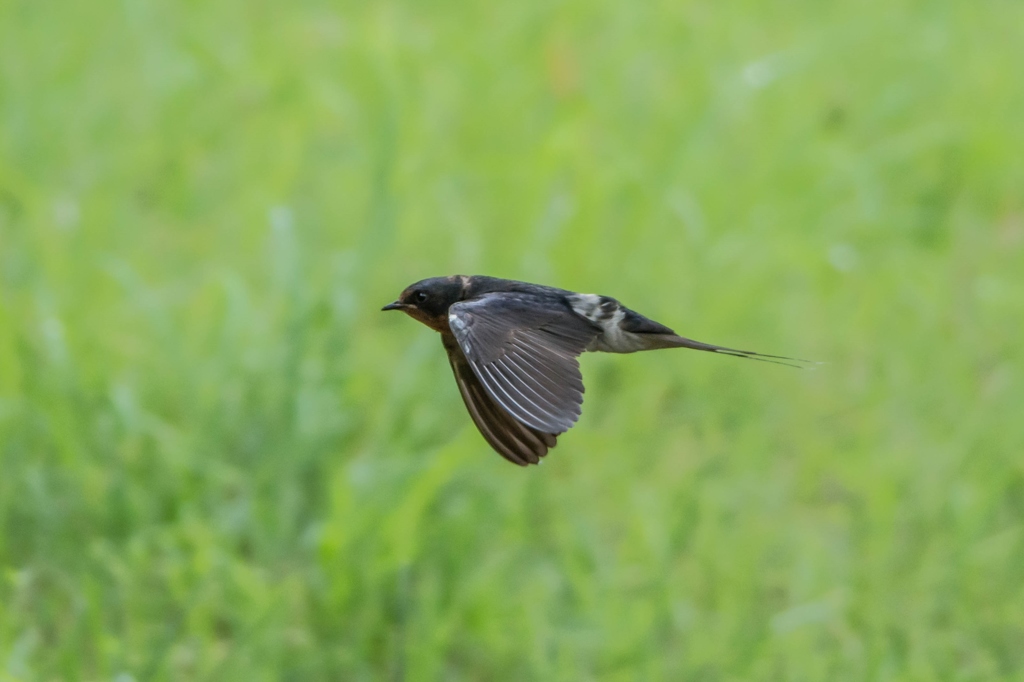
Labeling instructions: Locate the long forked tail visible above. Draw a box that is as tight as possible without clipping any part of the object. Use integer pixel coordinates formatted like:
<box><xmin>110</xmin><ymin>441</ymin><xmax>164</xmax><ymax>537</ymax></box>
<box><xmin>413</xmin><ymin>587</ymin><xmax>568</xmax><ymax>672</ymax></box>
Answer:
<box><xmin>667</xmin><ymin>335</ymin><xmax>818</xmax><ymax>369</ymax></box>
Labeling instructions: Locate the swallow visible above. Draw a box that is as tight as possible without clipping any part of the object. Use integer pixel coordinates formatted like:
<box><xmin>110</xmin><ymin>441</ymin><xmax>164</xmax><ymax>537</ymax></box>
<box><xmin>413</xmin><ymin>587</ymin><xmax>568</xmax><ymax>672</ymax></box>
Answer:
<box><xmin>382</xmin><ymin>275</ymin><xmax>810</xmax><ymax>466</ymax></box>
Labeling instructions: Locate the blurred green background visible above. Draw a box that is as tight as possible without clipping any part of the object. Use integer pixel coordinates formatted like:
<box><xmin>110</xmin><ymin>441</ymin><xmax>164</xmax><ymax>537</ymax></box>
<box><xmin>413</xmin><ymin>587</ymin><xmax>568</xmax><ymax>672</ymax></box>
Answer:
<box><xmin>2</xmin><ymin>0</ymin><xmax>1023</xmax><ymax>679</ymax></box>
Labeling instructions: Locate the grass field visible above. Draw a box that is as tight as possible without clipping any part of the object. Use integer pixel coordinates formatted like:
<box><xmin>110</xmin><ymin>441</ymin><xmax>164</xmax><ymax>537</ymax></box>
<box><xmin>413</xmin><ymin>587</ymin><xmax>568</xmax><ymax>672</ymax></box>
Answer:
<box><xmin>2</xmin><ymin>0</ymin><xmax>1024</xmax><ymax>679</ymax></box>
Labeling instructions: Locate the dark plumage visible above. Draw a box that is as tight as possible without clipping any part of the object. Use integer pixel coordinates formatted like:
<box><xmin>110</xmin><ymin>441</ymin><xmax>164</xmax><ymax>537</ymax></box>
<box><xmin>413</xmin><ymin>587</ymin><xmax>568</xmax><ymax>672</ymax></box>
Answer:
<box><xmin>382</xmin><ymin>275</ymin><xmax>810</xmax><ymax>466</ymax></box>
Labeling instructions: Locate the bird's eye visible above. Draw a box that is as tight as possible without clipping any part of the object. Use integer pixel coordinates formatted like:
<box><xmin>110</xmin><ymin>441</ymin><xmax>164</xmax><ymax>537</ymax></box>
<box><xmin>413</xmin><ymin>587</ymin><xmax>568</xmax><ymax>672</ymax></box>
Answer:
<box><xmin>414</xmin><ymin>291</ymin><xmax>428</xmax><ymax>303</ymax></box>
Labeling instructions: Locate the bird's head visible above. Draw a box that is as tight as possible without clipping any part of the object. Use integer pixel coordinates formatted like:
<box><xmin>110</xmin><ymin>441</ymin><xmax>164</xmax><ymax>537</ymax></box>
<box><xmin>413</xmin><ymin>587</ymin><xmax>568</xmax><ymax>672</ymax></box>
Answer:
<box><xmin>382</xmin><ymin>275</ymin><xmax>466</xmax><ymax>331</ymax></box>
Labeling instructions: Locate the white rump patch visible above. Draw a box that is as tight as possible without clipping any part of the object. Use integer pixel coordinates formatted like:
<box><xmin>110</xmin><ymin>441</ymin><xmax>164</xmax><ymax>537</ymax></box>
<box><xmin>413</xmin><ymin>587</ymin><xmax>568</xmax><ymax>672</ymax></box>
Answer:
<box><xmin>568</xmin><ymin>293</ymin><xmax>650</xmax><ymax>353</ymax></box>
<box><xmin>567</xmin><ymin>293</ymin><xmax>604</xmax><ymax>322</ymax></box>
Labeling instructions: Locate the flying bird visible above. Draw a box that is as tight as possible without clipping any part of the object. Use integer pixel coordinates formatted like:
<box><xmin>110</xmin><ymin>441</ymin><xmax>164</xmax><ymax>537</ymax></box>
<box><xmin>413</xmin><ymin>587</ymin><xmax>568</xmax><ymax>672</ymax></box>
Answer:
<box><xmin>382</xmin><ymin>275</ymin><xmax>809</xmax><ymax>466</ymax></box>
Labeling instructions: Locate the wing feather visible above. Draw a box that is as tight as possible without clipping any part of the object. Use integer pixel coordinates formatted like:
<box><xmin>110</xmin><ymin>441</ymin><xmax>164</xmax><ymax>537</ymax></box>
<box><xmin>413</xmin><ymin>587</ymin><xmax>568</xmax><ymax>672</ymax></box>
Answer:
<box><xmin>448</xmin><ymin>293</ymin><xmax>599</xmax><ymax>435</ymax></box>
<box><xmin>444</xmin><ymin>336</ymin><xmax>556</xmax><ymax>465</ymax></box>
<box><xmin>493</xmin><ymin>357</ymin><xmax>563</xmax><ymax>413</ymax></box>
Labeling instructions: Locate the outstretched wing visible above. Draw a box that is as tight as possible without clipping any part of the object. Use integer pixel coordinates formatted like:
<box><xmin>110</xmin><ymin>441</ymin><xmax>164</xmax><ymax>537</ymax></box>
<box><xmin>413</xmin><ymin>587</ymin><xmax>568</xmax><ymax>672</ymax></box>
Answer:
<box><xmin>447</xmin><ymin>293</ymin><xmax>600</xmax><ymax>435</ymax></box>
<box><xmin>443</xmin><ymin>336</ymin><xmax>557</xmax><ymax>466</ymax></box>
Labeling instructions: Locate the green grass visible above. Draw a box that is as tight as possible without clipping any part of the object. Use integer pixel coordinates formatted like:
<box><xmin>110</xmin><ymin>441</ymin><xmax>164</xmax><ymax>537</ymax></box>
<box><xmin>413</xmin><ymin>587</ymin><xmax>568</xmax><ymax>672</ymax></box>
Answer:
<box><xmin>2</xmin><ymin>0</ymin><xmax>1024</xmax><ymax>679</ymax></box>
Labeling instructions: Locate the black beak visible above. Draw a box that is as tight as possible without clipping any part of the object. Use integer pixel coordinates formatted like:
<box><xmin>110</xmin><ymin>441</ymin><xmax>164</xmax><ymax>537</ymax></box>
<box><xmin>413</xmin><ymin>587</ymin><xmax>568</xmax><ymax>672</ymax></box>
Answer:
<box><xmin>381</xmin><ymin>301</ymin><xmax>406</xmax><ymax>311</ymax></box>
